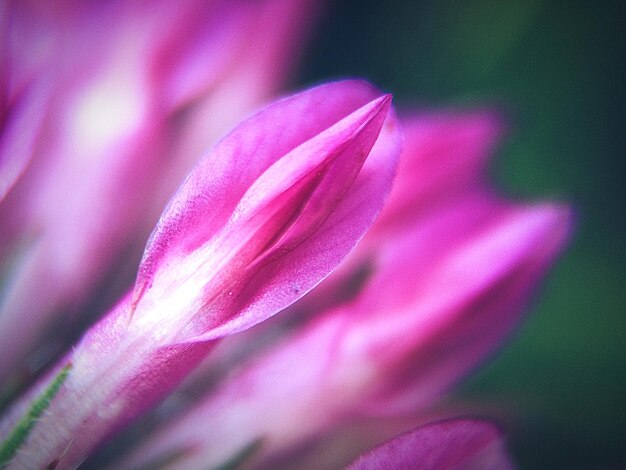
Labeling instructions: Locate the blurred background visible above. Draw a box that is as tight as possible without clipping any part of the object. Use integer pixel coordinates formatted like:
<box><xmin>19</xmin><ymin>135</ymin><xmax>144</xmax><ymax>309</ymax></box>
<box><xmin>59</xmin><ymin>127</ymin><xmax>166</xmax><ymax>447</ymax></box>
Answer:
<box><xmin>298</xmin><ymin>1</ymin><xmax>625</xmax><ymax>468</ymax></box>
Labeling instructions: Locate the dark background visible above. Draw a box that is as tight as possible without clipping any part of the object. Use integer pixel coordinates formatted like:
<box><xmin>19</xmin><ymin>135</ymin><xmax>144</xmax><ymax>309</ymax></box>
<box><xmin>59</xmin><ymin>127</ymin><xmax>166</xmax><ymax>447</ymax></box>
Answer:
<box><xmin>299</xmin><ymin>1</ymin><xmax>625</xmax><ymax>468</ymax></box>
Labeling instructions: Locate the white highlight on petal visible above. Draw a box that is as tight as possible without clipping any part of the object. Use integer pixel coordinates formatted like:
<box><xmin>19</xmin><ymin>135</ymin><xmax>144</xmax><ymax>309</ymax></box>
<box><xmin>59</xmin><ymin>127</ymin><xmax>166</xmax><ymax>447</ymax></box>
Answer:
<box><xmin>70</xmin><ymin>70</ymin><xmax>146</xmax><ymax>156</ymax></box>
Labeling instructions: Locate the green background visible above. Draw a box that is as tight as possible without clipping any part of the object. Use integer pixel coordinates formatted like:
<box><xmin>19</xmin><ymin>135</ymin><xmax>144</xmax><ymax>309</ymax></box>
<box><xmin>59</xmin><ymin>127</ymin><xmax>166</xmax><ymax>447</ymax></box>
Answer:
<box><xmin>299</xmin><ymin>1</ymin><xmax>625</xmax><ymax>468</ymax></box>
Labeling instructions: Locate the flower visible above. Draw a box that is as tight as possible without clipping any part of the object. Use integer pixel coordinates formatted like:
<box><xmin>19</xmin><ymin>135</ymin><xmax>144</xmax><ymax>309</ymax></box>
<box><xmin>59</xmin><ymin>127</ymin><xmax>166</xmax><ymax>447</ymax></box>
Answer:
<box><xmin>108</xmin><ymin>112</ymin><xmax>570</xmax><ymax>470</ymax></box>
<box><xmin>0</xmin><ymin>3</ymin><xmax>573</xmax><ymax>469</ymax></box>
<box><xmin>0</xmin><ymin>0</ymin><xmax>318</xmax><ymax>384</ymax></box>
<box><xmin>0</xmin><ymin>80</ymin><xmax>401</xmax><ymax>470</ymax></box>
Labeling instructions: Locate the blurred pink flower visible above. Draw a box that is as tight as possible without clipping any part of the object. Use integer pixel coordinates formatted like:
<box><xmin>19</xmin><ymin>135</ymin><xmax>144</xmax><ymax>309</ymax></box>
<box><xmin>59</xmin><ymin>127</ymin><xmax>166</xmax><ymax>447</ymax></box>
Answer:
<box><xmin>0</xmin><ymin>80</ymin><xmax>401</xmax><ymax>469</ymax></box>
<box><xmin>112</xmin><ymin>112</ymin><xmax>570</xmax><ymax>470</ymax></box>
<box><xmin>0</xmin><ymin>0</ymin><xmax>319</xmax><ymax>383</ymax></box>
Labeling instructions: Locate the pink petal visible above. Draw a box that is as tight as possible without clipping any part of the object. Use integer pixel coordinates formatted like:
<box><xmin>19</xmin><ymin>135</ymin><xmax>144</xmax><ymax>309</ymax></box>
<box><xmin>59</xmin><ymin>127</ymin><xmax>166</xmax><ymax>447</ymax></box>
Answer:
<box><xmin>133</xmin><ymin>80</ymin><xmax>400</xmax><ymax>341</ymax></box>
<box><xmin>151</xmin><ymin>0</ymin><xmax>320</xmax><ymax>110</ymax></box>
<box><xmin>157</xmin><ymin>4</ymin><xmax>255</xmax><ymax>107</ymax></box>
<box><xmin>347</xmin><ymin>419</ymin><xmax>515</xmax><ymax>470</ymax></box>
<box><xmin>373</xmin><ymin>110</ymin><xmax>503</xmax><ymax>234</ymax></box>
<box><xmin>344</xmin><ymin>199</ymin><xmax>572</xmax><ymax>414</ymax></box>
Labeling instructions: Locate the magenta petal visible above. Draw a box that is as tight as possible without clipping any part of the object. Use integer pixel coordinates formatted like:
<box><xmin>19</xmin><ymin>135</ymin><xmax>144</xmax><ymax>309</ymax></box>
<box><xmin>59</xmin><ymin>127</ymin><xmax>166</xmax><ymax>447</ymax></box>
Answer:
<box><xmin>147</xmin><ymin>2</ymin><xmax>250</xmax><ymax>108</ymax></box>
<box><xmin>374</xmin><ymin>110</ymin><xmax>503</xmax><ymax>233</ymax></box>
<box><xmin>346</xmin><ymin>199</ymin><xmax>572</xmax><ymax>413</ymax></box>
<box><xmin>152</xmin><ymin>0</ymin><xmax>319</xmax><ymax>110</ymax></box>
<box><xmin>347</xmin><ymin>419</ymin><xmax>514</xmax><ymax>470</ymax></box>
<box><xmin>137</xmin><ymin>80</ymin><xmax>386</xmax><ymax>281</ymax></box>
<box><xmin>195</xmin><ymin>99</ymin><xmax>400</xmax><ymax>341</ymax></box>
<box><xmin>133</xmin><ymin>80</ymin><xmax>401</xmax><ymax>340</ymax></box>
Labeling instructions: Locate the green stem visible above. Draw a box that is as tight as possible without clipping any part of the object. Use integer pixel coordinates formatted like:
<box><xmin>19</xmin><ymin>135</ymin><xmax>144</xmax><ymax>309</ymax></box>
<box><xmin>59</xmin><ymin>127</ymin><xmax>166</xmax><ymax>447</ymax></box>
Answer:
<box><xmin>211</xmin><ymin>438</ymin><xmax>264</xmax><ymax>470</ymax></box>
<box><xmin>0</xmin><ymin>362</ymin><xmax>72</xmax><ymax>468</ymax></box>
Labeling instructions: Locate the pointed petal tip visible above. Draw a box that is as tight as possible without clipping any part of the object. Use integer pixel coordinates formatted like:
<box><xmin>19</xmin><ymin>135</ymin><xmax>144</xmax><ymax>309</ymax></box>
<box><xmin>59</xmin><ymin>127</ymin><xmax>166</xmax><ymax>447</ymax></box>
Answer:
<box><xmin>361</xmin><ymin>93</ymin><xmax>392</xmax><ymax>121</ymax></box>
<box><xmin>380</xmin><ymin>93</ymin><xmax>393</xmax><ymax>104</ymax></box>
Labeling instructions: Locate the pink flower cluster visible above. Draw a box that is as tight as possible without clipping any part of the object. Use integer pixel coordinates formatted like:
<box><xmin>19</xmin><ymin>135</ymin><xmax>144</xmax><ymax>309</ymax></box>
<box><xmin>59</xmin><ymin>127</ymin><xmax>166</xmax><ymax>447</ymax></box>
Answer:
<box><xmin>0</xmin><ymin>1</ymin><xmax>570</xmax><ymax>469</ymax></box>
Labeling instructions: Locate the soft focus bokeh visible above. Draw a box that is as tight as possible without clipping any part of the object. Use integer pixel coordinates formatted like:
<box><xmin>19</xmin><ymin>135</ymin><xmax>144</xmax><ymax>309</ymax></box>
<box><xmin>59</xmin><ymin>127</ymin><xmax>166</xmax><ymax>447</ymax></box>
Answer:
<box><xmin>296</xmin><ymin>1</ymin><xmax>624</xmax><ymax>468</ymax></box>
